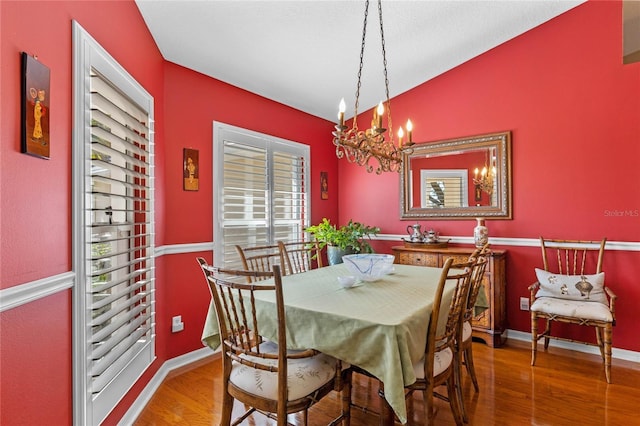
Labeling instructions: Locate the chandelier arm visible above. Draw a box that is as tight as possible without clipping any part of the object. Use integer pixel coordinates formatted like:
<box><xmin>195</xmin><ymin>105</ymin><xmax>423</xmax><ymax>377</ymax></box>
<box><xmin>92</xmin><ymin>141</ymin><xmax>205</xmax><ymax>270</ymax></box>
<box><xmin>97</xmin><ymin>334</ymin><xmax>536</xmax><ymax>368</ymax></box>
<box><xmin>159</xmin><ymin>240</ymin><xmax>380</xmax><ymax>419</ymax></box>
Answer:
<box><xmin>472</xmin><ymin>153</ymin><xmax>496</xmax><ymax>195</ymax></box>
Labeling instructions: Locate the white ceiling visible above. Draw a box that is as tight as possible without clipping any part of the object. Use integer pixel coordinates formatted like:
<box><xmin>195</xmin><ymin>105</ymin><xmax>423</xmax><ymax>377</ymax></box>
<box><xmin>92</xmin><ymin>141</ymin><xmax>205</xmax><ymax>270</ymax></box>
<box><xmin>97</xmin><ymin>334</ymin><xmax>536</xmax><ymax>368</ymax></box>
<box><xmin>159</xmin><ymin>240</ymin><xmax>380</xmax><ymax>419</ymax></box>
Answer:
<box><xmin>135</xmin><ymin>0</ymin><xmax>584</xmax><ymax>122</ymax></box>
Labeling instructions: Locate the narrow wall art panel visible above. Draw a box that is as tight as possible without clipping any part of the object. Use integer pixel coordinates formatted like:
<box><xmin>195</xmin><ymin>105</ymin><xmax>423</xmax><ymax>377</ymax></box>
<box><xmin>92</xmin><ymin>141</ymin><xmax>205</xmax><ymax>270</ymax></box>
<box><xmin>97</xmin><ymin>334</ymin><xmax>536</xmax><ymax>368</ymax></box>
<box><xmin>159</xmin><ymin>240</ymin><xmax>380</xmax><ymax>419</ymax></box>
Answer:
<box><xmin>21</xmin><ymin>53</ymin><xmax>50</xmax><ymax>159</ymax></box>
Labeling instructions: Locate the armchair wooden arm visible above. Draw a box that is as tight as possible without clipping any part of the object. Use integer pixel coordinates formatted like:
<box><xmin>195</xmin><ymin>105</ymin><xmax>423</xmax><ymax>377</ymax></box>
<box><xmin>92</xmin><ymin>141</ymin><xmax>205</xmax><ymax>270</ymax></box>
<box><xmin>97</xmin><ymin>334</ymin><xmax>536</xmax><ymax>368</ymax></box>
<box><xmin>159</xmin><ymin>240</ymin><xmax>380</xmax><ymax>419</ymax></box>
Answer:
<box><xmin>605</xmin><ymin>286</ymin><xmax>617</xmax><ymax>324</ymax></box>
<box><xmin>528</xmin><ymin>281</ymin><xmax>540</xmax><ymax>306</ymax></box>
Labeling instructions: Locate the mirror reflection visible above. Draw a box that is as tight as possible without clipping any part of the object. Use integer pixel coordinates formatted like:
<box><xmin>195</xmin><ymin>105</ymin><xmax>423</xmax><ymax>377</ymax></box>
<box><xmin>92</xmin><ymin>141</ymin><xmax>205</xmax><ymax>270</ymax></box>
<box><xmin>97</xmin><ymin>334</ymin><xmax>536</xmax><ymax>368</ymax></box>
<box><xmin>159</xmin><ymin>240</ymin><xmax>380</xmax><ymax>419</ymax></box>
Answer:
<box><xmin>400</xmin><ymin>131</ymin><xmax>512</xmax><ymax>219</ymax></box>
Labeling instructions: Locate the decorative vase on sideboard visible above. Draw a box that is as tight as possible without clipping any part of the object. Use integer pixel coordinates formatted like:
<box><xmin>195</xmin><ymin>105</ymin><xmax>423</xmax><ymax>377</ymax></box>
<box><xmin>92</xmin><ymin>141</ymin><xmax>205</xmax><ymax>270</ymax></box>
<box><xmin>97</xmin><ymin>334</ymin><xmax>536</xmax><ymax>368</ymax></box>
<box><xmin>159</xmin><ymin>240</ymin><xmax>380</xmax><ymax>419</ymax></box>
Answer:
<box><xmin>474</xmin><ymin>218</ymin><xmax>489</xmax><ymax>248</ymax></box>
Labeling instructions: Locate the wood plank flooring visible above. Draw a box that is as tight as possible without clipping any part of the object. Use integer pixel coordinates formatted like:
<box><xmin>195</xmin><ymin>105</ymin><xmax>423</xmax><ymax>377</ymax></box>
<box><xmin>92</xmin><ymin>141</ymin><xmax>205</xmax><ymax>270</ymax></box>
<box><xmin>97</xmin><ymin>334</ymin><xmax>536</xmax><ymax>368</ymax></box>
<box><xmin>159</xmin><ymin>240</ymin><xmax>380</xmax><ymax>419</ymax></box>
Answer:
<box><xmin>134</xmin><ymin>339</ymin><xmax>640</xmax><ymax>425</ymax></box>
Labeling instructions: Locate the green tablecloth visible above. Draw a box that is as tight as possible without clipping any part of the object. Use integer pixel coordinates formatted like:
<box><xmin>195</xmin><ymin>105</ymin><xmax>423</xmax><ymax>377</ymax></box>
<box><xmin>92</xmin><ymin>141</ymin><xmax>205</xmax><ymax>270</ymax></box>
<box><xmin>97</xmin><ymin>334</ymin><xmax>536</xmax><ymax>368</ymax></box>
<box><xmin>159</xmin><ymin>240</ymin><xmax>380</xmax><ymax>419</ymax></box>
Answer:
<box><xmin>201</xmin><ymin>263</ymin><xmax>454</xmax><ymax>424</ymax></box>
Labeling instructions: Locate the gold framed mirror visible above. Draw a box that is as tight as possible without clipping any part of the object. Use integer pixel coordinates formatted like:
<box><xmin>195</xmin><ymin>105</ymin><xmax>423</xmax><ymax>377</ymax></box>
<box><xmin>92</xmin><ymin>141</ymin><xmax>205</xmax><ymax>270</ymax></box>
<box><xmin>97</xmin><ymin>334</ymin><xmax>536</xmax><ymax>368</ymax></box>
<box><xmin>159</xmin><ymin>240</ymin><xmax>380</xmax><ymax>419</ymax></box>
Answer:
<box><xmin>400</xmin><ymin>131</ymin><xmax>512</xmax><ymax>220</ymax></box>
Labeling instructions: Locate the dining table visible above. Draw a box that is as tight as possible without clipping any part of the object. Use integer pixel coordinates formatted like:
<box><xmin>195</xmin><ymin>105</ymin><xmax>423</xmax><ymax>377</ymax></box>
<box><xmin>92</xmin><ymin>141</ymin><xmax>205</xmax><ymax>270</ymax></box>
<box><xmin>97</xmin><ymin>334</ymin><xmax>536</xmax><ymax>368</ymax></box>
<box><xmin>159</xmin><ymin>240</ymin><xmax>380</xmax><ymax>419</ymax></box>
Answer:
<box><xmin>201</xmin><ymin>262</ymin><xmax>456</xmax><ymax>425</ymax></box>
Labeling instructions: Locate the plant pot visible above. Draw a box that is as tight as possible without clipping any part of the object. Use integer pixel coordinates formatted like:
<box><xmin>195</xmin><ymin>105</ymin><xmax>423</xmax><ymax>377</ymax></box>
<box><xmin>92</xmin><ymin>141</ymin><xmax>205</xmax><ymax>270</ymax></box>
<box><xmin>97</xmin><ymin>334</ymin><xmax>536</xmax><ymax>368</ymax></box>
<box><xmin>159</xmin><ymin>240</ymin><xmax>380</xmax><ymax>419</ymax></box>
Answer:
<box><xmin>327</xmin><ymin>246</ymin><xmax>355</xmax><ymax>265</ymax></box>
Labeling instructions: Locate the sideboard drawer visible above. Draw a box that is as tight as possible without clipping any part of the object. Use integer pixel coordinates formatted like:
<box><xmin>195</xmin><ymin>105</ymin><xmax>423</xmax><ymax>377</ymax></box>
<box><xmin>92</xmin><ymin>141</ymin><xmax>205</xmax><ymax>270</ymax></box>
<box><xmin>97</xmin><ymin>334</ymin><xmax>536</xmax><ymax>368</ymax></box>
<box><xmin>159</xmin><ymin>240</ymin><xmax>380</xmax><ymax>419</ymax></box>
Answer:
<box><xmin>396</xmin><ymin>252</ymin><xmax>439</xmax><ymax>267</ymax></box>
<box><xmin>441</xmin><ymin>253</ymin><xmax>470</xmax><ymax>266</ymax></box>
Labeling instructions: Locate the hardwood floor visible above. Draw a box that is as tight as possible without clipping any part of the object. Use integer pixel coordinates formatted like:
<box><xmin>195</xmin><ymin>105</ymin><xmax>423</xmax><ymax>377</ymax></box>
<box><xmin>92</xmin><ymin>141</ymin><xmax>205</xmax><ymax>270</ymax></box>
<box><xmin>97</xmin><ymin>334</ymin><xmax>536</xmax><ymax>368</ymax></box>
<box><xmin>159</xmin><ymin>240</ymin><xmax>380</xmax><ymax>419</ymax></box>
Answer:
<box><xmin>134</xmin><ymin>339</ymin><xmax>640</xmax><ymax>425</ymax></box>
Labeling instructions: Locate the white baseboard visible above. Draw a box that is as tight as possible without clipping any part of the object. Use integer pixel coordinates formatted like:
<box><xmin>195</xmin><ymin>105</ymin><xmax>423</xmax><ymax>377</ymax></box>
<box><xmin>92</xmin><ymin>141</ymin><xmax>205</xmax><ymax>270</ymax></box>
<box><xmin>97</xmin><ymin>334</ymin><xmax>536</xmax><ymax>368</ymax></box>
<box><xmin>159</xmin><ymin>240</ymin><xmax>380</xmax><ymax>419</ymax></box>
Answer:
<box><xmin>506</xmin><ymin>329</ymin><xmax>640</xmax><ymax>363</ymax></box>
<box><xmin>118</xmin><ymin>346</ymin><xmax>219</xmax><ymax>425</ymax></box>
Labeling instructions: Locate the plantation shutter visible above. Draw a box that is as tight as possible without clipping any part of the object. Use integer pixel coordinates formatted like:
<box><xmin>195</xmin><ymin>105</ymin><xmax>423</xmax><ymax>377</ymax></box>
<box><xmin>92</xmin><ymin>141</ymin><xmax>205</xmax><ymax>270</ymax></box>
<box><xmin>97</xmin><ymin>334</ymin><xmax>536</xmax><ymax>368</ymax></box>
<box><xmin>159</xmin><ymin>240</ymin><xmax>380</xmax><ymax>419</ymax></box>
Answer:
<box><xmin>273</xmin><ymin>151</ymin><xmax>308</xmax><ymax>242</ymax></box>
<box><xmin>425</xmin><ymin>177</ymin><xmax>464</xmax><ymax>208</ymax></box>
<box><xmin>218</xmin><ymin>141</ymin><xmax>269</xmax><ymax>264</ymax></box>
<box><xmin>74</xmin><ymin>23</ymin><xmax>155</xmax><ymax>425</ymax></box>
<box><xmin>420</xmin><ymin>169</ymin><xmax>469</xmax><ymax>208</ymax></box>
<box><xmin>213</xmin><ymin>123</ymin><xmax>310</xmax><ymax>269</ymax></box>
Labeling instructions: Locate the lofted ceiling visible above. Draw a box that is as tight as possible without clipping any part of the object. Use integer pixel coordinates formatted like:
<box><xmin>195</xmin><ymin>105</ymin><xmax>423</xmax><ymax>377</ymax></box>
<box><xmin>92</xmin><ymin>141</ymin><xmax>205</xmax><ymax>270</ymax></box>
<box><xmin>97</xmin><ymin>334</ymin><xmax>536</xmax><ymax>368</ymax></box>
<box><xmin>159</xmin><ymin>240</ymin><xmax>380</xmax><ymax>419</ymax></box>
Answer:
<box><xmin>135</xmin><ymin>0</ymin><xmax>584</xmax><ymax>122</ymax></box>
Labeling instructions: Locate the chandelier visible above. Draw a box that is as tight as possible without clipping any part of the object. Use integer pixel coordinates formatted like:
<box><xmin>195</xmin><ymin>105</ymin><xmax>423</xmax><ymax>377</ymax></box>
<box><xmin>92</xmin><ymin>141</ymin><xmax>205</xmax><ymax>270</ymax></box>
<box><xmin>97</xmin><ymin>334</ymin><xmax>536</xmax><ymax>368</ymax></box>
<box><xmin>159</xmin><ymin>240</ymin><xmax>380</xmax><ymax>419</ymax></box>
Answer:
<box><xmin>473</xmin><ymin>162</ymin><xmax>496</xmax><ymax>194</ymax></box>
<box><xmin>332</xmin><ymin>0</ymin><xmax>414</xmax><ymax>174</ymax></box>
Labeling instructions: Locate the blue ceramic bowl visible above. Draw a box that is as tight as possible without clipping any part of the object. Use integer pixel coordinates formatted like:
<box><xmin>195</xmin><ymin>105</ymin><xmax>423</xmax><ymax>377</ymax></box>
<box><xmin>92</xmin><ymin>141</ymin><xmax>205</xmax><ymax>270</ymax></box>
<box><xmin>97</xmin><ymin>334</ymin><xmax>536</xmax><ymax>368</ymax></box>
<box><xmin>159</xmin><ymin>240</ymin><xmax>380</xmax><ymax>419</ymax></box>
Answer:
<box><xmin>342</xmin><ymin>254</ymin><xmax>395</xmax><ymax>282</ymax></box>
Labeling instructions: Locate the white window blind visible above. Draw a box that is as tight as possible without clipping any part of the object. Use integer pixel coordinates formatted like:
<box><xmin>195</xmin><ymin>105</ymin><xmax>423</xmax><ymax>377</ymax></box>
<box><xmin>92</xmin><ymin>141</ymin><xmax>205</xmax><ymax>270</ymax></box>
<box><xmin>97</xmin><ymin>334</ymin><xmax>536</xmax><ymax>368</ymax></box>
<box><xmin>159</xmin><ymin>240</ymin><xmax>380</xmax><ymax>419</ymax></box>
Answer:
<box><xmin>73</xmin><ymin>22</ymin><xmax>155</xmax><ymax>425</ymax></box>
<box><xmin>427</xmin><ymin>178</ymin><xmax>463</xmax><ymax>208</ymax></box>
<box><xmin>420</xmin><ymin>169</ymin><xmax>469</xmax><ymax>208</ymax></box>
<box><xmin>213</xmin><ymin>123</ymin><xmax>310</xmax><ymax>269</ymax></box>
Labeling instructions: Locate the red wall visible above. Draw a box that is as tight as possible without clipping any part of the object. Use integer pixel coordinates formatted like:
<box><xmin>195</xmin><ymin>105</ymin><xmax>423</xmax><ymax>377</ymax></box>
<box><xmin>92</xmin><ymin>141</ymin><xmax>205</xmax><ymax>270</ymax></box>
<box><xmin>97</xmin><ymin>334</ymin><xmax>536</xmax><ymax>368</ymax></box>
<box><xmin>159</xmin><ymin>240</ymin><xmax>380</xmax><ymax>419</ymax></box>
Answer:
<box><xmin>1</xmin><ymin>1</ymin><xmax>638</xmax><ymax>425</ymax></box>
<box><xmin>0</xmin><ymin>1</ymin><xmax>339</xmax><ymax>424</ymax></box>
<box><xmin>162</xmin><ymin>62</ymin><xmax>339</xmax><ymax>246</ymax></box>
<box><xmin>0</xmin><ymin>1</ymin><xmax>164</xmax><ymax>425</ymax></box>
<box><xmin>339</xmin><ymin>1</ymin><xmax>640</xmax><ymax>350</ymax></box>
<box><xmin>0</xmin><ymin>1</ymin><xmax>167</xmax><ymax>289</ymax></box>
<box><xmin>160</xmin><ymin>62</ymin><xmax>340</xmax><ymax>361</ymax></box>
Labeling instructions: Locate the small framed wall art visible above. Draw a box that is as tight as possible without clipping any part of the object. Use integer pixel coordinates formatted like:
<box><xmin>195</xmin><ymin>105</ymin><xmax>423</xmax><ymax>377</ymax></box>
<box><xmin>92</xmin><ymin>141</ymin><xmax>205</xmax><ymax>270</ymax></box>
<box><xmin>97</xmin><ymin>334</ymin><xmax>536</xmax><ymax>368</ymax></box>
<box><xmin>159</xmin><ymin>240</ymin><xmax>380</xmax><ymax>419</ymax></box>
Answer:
<box><xmin>183</xmin><ymin>148</ymin><xmax>199</xmax><ymax>191</ymax></box>
<box><xmin>320</xmin><ymin>171</ymin><xmax>329</xmax><ymax>200</ymax></box>
<box><xmin>21</xmin><ymin>53</ymin><xmax>50</xmax><ymax>159</ymax></box>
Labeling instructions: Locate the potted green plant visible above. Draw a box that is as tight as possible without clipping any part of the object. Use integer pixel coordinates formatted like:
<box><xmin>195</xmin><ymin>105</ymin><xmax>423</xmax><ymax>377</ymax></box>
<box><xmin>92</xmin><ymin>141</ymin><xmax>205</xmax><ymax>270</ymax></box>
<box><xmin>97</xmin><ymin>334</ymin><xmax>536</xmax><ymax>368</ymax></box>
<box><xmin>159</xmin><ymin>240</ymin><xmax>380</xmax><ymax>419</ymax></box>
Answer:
<box><xmin>305</xmin><ymin>218</ymin><xmax>380</xmax><ymax>265</ymax></box>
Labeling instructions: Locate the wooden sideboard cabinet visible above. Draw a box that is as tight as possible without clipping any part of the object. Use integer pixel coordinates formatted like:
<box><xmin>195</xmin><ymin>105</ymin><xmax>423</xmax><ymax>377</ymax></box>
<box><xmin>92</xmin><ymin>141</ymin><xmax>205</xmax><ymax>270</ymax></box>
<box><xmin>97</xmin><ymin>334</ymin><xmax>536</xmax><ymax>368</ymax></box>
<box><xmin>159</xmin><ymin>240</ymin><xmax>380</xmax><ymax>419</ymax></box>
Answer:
<box><xmin>391</xmin><ymin>245</ymin><xmax>506</xmax><ymax>347</ymax></box>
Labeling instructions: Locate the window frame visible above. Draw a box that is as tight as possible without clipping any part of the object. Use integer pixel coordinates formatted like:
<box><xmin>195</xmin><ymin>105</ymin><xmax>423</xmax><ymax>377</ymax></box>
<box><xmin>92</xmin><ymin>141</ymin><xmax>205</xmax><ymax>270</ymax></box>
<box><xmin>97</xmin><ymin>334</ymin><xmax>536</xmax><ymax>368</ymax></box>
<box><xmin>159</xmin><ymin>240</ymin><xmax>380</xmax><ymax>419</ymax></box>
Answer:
<box><xmin>212</xmin><ymin>122</ymin><xmax>311</xmax><ymax>268</ymax></box>
<box><xmin>72</xmin><ymin>21</ymin><xmax>155</xmax><ymax>425</ymax></box>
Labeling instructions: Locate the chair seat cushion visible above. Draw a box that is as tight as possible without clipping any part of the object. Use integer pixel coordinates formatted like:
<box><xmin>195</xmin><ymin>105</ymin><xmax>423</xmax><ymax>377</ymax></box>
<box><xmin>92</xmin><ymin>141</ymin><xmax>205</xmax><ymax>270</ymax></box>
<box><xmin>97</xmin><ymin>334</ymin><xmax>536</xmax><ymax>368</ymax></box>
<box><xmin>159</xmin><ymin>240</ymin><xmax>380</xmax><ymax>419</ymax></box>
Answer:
<box><xmin>229</xmin><ymin>341</ymin><xmax>337</xmax><ymax>401</ymax></box>
<box><xmin>412</xmin><ymin>347</ymin><xmax>453</xmax><ymax>379</ymax></box>
<box><xmin>462</xmin><ymin>320</ymin><xmax>472</xmax><ymax>343</ymax></box>
<box><xmin>534</xmin><ymin>269</ymin><xmax>607</xmax><ymax>304</ymax></box>
<box><xmin>531</xmin><ymin>297</ymin><xmax>613</xmax><ymax>322</ymax></box>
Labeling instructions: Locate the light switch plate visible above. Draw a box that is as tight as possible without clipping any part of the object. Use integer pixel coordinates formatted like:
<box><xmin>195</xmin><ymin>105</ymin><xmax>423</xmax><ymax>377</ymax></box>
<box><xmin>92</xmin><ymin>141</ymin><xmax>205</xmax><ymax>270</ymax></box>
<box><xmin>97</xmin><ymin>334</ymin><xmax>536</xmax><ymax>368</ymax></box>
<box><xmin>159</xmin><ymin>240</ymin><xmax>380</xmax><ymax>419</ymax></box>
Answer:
<box><xmin>172</xmin><ymin>315</ymin><xmax>184</xmax><ymax>333</ymax></box>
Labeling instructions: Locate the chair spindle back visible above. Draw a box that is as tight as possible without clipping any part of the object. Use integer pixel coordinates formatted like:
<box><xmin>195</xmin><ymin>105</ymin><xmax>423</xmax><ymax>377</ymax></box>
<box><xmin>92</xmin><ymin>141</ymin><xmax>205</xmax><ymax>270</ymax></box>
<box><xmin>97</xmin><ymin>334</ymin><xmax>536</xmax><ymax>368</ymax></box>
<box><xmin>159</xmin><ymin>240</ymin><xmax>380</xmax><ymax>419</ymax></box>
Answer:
<box><xmin>433</xmin><ymin>258</ymin><xmax>475</xmax><ymax>350</ymax></box>
<box><xmin>235</xmin><ymin>244</ymin><xmax>284</xmax><ymax>281</ymax></box>
<box><xmin>278</xmin><ymin>240</ymin><xmax>323</xmax><ymax>275</ymax></box>
<box><xmin>540</xmin><ymin>238</ymin><xmax>606</xmax><ymax>275</ymax></box>
<box><xmin>466</xmin><ymin>255</ymin><xmax>489</xmax><ymax>322</ymax></box>
<box><xmin>198</xmin><ymin>258</ymin><xmax>285</xmax><ymax>367</ymax></box>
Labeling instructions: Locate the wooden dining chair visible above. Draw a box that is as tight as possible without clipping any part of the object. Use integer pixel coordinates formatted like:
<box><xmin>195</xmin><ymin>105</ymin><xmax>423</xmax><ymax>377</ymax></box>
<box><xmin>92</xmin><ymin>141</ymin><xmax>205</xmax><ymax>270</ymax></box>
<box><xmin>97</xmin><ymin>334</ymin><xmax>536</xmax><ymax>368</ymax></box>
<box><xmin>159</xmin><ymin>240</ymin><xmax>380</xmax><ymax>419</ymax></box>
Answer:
<box><xmin>405</xmin><ymin>257</ymin><xmax>475</xmax><ymax>426</ymax></box>
<box><xmin>278</xmin><ymin>240</ymin><xmax>323</xmax><ymax>275</ymax></box>
<box><xmin>455</xmin><ymin>246</ymin><xmax>490</xmax><ymax>422</ymax></box>
<box><xmin>349</xmin><ymin>258</ymin><xmax>473</xmax><ymax>425</ymax></box>
<box><xmin>196</xmin><ymin>257</ymin><xmax>352</xmax><ymax>426</ymax></box>
<box><xmin>528</xmin><ymin>238</ymin><xmax>616</xmax><ymax>383</ymax></box>
<box><xmin>235</xmin><ymin>243</ymin><xmax>284</xmax><ymax>281</ymax></box>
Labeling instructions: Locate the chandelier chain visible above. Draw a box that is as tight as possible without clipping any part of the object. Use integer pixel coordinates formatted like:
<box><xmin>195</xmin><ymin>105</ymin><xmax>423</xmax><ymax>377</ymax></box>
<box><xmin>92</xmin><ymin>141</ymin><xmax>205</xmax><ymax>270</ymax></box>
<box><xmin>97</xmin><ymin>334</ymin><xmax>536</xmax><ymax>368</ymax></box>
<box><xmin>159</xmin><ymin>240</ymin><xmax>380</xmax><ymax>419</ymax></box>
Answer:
<box><xmin>354</xmin><ymin>0</ymin><xmax>370</xmax><ymax>128</ymax></box>
<box><xmin>377</xmin><ymin>0</ymin><xmax>393</xmax><ymax>141</ymax></box>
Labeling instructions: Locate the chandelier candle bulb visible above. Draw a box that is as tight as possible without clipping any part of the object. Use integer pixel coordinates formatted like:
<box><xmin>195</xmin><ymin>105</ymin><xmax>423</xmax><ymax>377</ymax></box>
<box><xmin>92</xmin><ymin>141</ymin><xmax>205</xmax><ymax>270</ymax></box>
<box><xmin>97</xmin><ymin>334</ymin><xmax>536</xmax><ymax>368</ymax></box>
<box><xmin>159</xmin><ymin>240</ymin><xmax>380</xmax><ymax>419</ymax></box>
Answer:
<box><xmin>338</xmin><ymin>98</ymin><xmax>346</xmax><ymax>126</ymax></box>
<box><xmin>377</xmin><ymin>102</ymin><xmax>384</xmax><ymax>128</ymax></box>
<box><xmin>397</xmin><ymin>127</ymin><xmax>404</xmax><ymax>147</ymax></box>
<box><xmin>406</xmin><ymin>119</ymin><xmax>413</xmax><ymax>143</ymax></box>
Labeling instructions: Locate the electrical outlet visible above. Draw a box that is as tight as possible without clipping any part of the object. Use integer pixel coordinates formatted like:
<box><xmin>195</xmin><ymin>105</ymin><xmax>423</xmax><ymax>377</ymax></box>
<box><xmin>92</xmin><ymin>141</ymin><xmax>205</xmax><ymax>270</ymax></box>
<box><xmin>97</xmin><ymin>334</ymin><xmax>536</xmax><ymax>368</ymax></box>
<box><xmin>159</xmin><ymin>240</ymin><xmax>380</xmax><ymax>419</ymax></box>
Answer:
<box><xmin>172</xmin><ymin>315</ymin><xmax>184</xmax><ymax>333</ymax></box>
<box><xmin>520</xmin><ymin>297</ymin><xmax>529</xmax><ymax>311</ymax></box>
